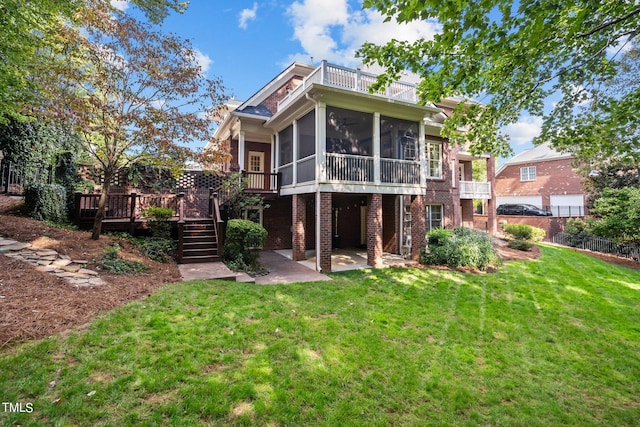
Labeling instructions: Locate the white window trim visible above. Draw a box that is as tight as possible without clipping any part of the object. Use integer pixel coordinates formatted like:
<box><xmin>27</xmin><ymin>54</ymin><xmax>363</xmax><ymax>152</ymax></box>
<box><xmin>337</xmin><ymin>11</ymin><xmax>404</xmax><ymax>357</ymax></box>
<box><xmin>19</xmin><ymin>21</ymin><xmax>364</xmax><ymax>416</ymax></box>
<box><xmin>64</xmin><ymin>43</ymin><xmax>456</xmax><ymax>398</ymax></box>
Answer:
<box><xmin>426</xmin><ymin>204</ymin><xmax>443</xmax><ymax>232</ymax></box>
<box><xmin>426</xmin><ymin>141</ymin><xmax>442</xmax><ymax>179</ymax></box>
<box><xmin>520</xmin><ymin>166</ymin><xmax>536</xmax><ymax>181</ymax></box>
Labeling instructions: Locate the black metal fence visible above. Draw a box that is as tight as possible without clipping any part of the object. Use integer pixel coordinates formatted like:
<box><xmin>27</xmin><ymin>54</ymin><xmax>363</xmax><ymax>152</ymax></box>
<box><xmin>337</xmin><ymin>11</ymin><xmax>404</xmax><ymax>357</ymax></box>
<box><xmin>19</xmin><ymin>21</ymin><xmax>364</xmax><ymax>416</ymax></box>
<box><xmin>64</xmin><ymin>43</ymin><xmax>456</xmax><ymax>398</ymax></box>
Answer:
<box><xmin>553</xmin><ymin>232</ymin><xmax>639</xmax><ymax>261</ymax></box>
<box><xmin>0</xmin><ymin>161</ymin><xmax>53</xmax><ymax>195</ymax></box>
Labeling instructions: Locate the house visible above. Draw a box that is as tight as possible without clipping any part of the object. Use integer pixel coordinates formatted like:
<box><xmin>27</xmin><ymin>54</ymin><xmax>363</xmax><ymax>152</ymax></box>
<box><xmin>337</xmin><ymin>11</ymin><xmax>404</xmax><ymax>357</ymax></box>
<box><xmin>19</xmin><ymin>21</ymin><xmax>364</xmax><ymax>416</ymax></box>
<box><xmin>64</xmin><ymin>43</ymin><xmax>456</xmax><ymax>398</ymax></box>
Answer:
<box><xmin>208</xmin><ymin>60</ymin><xmax>496</xmax><ymax>272</ymax></box>
<box><xmin>495</xmin><ymin>143</ymin><xmax>587</xmax><ymax>217</ymax></box>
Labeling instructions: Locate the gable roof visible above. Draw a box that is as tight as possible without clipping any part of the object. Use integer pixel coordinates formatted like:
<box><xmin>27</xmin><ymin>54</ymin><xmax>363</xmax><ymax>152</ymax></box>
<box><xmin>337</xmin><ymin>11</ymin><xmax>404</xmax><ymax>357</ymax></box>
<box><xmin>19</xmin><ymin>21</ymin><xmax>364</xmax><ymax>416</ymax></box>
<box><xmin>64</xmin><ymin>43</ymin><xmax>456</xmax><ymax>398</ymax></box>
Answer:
<box><xmin>497</xmin><ymin>142</ymin><xmax>574</xmax><ymax>175</ymax></box>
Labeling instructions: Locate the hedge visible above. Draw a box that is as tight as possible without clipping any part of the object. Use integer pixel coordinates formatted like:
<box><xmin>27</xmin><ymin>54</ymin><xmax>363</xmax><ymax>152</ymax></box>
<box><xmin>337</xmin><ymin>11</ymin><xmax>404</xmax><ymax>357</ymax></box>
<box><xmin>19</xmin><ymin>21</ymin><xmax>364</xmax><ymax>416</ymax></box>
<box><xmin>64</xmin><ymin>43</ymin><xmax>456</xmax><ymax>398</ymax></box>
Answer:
<box><xmin>23</xmin><ymin>183</ymin><xmax>67</xmax><ymax>223</ymax></box>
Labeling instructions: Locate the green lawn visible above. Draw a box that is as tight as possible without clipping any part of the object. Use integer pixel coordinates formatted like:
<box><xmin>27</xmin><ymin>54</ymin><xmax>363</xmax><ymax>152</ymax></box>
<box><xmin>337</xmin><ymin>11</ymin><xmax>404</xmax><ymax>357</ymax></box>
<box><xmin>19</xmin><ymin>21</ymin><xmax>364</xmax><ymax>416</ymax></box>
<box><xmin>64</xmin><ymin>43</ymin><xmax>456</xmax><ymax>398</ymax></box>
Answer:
<box><xmin>2</xmin><ymin>244</ymin><xmax>640</xmax><ymax>426</ymax></box>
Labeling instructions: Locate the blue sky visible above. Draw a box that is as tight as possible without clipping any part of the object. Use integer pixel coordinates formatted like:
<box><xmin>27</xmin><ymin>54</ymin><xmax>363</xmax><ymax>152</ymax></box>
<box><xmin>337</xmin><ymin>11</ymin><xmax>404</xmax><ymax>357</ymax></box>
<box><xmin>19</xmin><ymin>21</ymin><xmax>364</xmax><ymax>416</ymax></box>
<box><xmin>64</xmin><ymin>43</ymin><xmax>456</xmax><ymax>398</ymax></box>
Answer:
<box><xmin>114</xmin><ymin>0</ymin><xmax>544</xmax><ymax>159</ymax></box>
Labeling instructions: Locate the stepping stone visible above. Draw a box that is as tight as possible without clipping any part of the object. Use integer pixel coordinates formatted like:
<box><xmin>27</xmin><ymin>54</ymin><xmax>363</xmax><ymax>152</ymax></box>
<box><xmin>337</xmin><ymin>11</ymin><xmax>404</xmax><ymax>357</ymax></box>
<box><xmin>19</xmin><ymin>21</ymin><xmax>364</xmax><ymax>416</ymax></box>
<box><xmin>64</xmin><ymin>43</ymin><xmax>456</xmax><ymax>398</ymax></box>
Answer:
<box><xmin>88</xmin><ymin>278</ymin><xmax>106</xmax><ymax>286</ymax></box>
<box><xmin>36</xmin><ymin>250</ymin><xmax>58</xmax><ymax>256</ymax></box>
<box><xmin>37</xmin><ymin>260</ymin><xmax>52</xmax><ymax>266</ymax></box>
<box><xmin>59</xmin><ymin>255</ymin><xmax>71</xmax><ymax>260</ymax></box>
<box><xmin>78</xmin><ymin>269</ymin><xmax>99</xmax><ymax>276</ymax></box>
<box><xmin>1</xmin><ymin>243</ymin><xmax>31</xmax><ymax>251</ymax></box>
<box><xmin>62</xmin><ymin>264</ymin><xmax>81</xmax><ymax>273</ymax></box>
<box><xmin>51</xmin><ymin>259</ymin><xmax>72</xmax><ymax>267</ymax></box>
<box><xmin>0</xmin><ymin>239</ymin><xmax>19</xmax><ymax>246</ymax></box>
<box><xmin>55</xmin><ymin>272</ymin><xmax>76</xmax><ymax>278</ymax></box>
<box><xmin>71</xmin><ymin>260</ymin><xmax>89</xmax><ymax>265</ymax></box>
<box><xmin>67</xmin><ymin>278</ymin><xmax>90</xmax><ymax>285</ymax></box>
<box><xmin>36</xmin><ymin>265</ymin><xmax>57</xmax><ymax>272</ymax></box>
<box><xmin>39</xmin><ymin>256</ymin><xmax>58</xmax><ymax>261</ymax></box>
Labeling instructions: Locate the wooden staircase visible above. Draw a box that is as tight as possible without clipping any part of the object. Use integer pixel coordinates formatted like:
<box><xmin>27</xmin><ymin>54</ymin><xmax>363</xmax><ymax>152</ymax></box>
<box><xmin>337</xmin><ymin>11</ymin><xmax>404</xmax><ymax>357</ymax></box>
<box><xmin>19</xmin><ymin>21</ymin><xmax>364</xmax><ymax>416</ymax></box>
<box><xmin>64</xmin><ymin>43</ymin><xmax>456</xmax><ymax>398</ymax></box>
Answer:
<box><xmin>178</xmin><ymin>219</ymin><xmax>220</xmax><ymax>264</ymax></box>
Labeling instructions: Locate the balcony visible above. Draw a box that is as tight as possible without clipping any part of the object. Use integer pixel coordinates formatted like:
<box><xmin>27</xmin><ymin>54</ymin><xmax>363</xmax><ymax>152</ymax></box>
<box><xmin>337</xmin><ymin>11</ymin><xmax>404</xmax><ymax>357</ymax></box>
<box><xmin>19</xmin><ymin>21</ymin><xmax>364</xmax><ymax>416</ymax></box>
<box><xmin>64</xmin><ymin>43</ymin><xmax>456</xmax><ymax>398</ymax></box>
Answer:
<box><xmin>325</xmin><ymin>153</ymin><xmax>420</xmax><ymax>185</ymax></box>
<box><xmin>277</xmin><ymin>61</ymin><xmax>418</xmax><ymax>111</ymax></box>
<box><xmin>460</xmin><ymin>181</ymin><xmax>491</xmax><ymax>199</ymax></box>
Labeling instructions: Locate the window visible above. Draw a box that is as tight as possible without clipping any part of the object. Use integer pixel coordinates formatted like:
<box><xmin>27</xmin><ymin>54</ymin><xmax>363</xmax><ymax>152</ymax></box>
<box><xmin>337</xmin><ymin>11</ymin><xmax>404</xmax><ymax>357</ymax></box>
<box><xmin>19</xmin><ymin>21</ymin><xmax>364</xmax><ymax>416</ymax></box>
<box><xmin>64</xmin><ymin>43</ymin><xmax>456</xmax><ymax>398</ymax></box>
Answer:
<box><xmin>278</xmin><ymin>125</ymin><xmax>293</xmax><ymax>166</ymax></box>
<box><xmin>426</xmin><ymin>204</ymin><xmax>443</xmax><ymax>231</ymax></box>
<box><xmin>426</xmin><ymin>142</ymin><xmax>442</xmax><ymax>178</ymax></box>
<box><xmin>520</xmin><ymin>166</ymin><xmax>536</xmax><ymax>181</ymax></box>
<box><xmin>243</xmin><ymin>206</ymin><xmax>263</xmax><ymax>225</ymax></box>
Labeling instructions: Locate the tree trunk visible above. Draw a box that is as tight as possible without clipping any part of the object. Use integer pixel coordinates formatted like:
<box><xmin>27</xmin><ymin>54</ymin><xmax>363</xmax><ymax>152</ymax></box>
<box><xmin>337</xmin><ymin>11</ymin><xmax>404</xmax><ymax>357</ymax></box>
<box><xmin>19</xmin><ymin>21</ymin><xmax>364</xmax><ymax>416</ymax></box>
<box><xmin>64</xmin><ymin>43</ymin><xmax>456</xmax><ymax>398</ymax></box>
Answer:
<box><xmin>91</xmin><ymin>179</ymin><xmax>111</xmax><ymax>240</ymax></box>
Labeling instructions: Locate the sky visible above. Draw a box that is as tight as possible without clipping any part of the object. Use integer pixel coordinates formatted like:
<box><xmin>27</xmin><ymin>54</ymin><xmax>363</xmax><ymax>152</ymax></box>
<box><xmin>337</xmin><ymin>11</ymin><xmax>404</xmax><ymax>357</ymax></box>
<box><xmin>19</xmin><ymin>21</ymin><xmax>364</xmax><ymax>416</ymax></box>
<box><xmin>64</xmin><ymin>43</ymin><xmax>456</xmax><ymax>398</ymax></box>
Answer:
<box><xmin>114</xmin><ymin>0</ymin><xmax>546</xmax><ymax>161</ymax></box>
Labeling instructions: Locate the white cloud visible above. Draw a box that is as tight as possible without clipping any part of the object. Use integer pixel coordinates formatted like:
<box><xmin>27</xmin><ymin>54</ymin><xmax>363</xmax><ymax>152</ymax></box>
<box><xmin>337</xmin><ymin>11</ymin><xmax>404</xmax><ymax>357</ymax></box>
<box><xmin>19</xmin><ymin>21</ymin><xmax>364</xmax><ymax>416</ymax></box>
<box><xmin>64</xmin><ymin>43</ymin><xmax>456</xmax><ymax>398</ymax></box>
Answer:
<box><xmin>110</xmin><ymin>0</ymin><xmax>129</xmax><ymax>12</ymax></box>
<box><xmin>503</xmin><ymin>116</ymin><xmax>543</xmax><ymax>146</ymax></box>
<box><xmin>239</xmin><ymin>3</ymin><xmax>258</xmax><ymax>30</ymax></box>
<box><xmin>194</xmin><ymin>48</ymin><xmax>213</xmax><ymax>73</ymax></box>
<box><xmin>285</xmin><ymin>0</ymin><xmax>440</xmax><ymax>67</ymax></box>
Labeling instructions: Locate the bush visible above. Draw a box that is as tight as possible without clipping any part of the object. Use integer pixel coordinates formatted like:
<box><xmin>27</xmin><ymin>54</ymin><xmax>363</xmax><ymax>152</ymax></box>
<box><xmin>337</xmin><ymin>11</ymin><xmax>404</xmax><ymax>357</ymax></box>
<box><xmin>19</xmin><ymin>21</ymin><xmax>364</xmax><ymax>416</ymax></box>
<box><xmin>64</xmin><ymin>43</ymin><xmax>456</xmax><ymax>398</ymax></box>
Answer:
<box><xmin>99</xmin><ymin>244</ymin><xmax>148</xmax><ymax>274</ymax></box>
<box><xmin>223</xmin><ymin>219</ymin><xmax>267</xmax><ymax>270</ymax></box>
<box><xmin>138</xmin><ymin>206</ymin><xmax>175</xmax><ymax>262</ymax></box>
<box><xmin>508</xmin><ymin>239</ymin><xmax>533</xmax><ymax>251</ymax></box>
<box><xmin>23</xmin><ymin>183</ymin><xmax>67</xmax><ymax>223</ymax></box>
<box><xmin>502</xmin><ymin>223</ymin><xmax>545</xmax><ymax>242</ymax></box>
<box><xmin>420</xmin><ymin>227</ymin><xmax>499</xmax><ymax>270</ymax></box>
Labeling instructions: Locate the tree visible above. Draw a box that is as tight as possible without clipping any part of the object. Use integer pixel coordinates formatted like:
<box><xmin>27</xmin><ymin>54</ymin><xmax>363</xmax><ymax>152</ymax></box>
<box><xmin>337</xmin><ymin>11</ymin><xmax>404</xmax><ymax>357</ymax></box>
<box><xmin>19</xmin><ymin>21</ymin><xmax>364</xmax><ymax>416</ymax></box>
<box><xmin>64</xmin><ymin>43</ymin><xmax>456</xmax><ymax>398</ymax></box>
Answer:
<box><xmin>358</xmin><ymin>0</ymin><xmax>640</xmax><ymax>158</ymax></box>
<box><xmin>590</xmin><ymin>187</ymin><xmax>640</xmax><ymax>245</ymax></box>
<box><xmin>0</xmin><ymin>0</ymin><xmax>188</xmax><ymax>123</ymax></box>
<box><xmin>33</xmin><ymin>4</ymin><xmax>228</xmax><ymax>239</ymax></box>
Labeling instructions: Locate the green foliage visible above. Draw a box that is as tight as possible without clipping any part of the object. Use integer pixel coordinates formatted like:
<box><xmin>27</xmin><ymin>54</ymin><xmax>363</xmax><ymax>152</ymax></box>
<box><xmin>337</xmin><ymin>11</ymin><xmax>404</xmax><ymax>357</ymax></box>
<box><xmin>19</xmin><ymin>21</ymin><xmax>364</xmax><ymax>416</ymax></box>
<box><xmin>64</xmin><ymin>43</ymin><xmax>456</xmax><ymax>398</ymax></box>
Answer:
<box><xmin>358</xmin><ymin>0</ymin><xmax>640</xmax><ymax>158</ymax></box>
<box><xmin>99</xmin><ymin>244</ymin><xmax>148</xmax><ymax>274</ymax></box>
<box><xmin>502</xmin><ymin>223</ymin><xmax>546</xmax><ymax>242</ymax></box>
<box><xmin>223</xmin><ymin>219</ymin><xmax>267</xmax><ymax>270</ymax></box>
<box><xmin>137</xmin><ymin>206</ymin><xmax>175</xmax><ymax>262</ymax></box>
<box><xmin>564</xmin><ymin>218</ymin><xmax>594</xmax><ymax>237</ymax></box>
<box><xmin>582</xmin><ymin>162</ymin><xmax>640</xmax><ymax>207</ymax></box>
<box><xmin>420</xmin><ymin>227</ymin><xmax>499</xmax><ymax>270</ymax></box>
<box><xmin>590</xmin><ymin>187</ymin><xmax>640</xmax><ymax>245</ymax></box>
<box><xmin>508</xmin><ymin>239</ymin><xmax>533</xmax><ymax>251</ymax></box>
<box><xmin>220</xmin><ymin>172</ymin><xmax>268</xmax><ymax>219</ymax></box>
<box><xmin>23</xmin><ymin>184</ymin><xmax>67</xmax><ymax>223</ymax></box>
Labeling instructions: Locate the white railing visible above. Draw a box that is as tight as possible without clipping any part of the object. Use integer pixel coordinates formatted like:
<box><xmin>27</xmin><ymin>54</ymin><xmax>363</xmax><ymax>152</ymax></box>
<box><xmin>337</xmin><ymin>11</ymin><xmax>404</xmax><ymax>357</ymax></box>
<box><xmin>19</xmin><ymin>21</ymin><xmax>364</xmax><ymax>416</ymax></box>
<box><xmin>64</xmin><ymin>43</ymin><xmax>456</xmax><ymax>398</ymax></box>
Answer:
<box><xmin>381</xmin><ymin>158</ymin><xmax>421</xmax><ymax>184</ymax></box>
<box><xmin>460</xmin><ymin>181</ymin><xmax>491</xmax><ymax>199</ymax></box>
<box><xmin>326</xmin><ymin>153</ymin><xmax>374</xmax><ymax>182</ymax></box>
<box><xmin>278</xmin><ymin>60</ymin><xmax>418</xmax><ymax>111</ymax></box>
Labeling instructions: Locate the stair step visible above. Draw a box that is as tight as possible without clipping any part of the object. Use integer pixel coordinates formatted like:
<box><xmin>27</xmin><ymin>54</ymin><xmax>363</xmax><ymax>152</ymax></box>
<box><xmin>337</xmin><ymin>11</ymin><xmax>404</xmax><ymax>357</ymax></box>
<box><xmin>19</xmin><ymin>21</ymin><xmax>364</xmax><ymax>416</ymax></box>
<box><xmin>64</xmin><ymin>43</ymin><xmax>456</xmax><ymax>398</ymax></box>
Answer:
<box><xmin>183</xmin><ymin>232</ymin><xmax>216</xmax><ymax>239</ymax></box>
<box><xmin>183</xmin><ymin>240</ymin><xmax>217</xmax><ymax>248</ymax></box>
<box><xmin>183</xmin><ymin>249</ymin><xmax>219</xmax><ymax>258</ymax></box>
<box><xmin>180</xmin><ymin>255</ymin><xmax>221</xmax><ymax>263</ymax></box>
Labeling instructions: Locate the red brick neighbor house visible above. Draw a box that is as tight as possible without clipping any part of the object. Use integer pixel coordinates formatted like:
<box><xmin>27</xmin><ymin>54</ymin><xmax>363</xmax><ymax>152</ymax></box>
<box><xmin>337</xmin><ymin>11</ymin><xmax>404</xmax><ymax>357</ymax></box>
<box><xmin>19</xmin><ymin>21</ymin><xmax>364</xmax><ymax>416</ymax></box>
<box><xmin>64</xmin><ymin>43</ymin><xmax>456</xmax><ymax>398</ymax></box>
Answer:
<box><xmin>495</xmin><ymin>142</ymin><xmax>587</xmax><ymax>217</ymax></box>
<box><xmin>207</xmin><ymin>60</ymin><xmax>496</xmax><ymax>272</ymax></box>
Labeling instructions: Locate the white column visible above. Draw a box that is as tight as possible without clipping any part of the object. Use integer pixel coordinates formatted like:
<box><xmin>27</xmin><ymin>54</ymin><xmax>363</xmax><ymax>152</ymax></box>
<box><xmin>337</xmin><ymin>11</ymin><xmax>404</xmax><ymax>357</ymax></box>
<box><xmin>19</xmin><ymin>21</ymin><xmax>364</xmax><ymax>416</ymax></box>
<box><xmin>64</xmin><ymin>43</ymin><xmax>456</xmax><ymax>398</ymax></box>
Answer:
<box><xmin>317</xmin><ymin>102</ymin><xmax>326</xmax><ymax>183</ymax></box>
<box><xmin>419</xmin><ymin>120</ymin><xmax>427</xmax><ymax>187</ymax></box>
<box><xmin>373</xmin><ymin>112</ymin><xmax>381</xmax><ymax>184</ymax></box>
<box><xmin>292</xmin><ymin>119</ymin><xmax>298</xmax><ymax>185</ymax></box>
<box><xmin>238</xmin><ymin>130</ymin><xmax>246</xmax><ymax>171</ymax></box>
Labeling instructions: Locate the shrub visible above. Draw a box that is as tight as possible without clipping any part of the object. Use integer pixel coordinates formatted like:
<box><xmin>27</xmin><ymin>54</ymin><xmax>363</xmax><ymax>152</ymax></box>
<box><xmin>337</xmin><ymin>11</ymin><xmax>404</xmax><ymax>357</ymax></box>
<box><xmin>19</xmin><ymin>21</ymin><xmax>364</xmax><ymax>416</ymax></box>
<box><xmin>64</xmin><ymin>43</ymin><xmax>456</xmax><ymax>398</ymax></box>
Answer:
<box><xmin>99</xmin><ymin>244</ymin><xmax>148</xmax><ymax>274</ymax></box>
<box><xmin>23</xmin><ymin>183</ymin><xmax>67</xmax><ymax>223</ymax></box>
<box><xmin>508</xmin><ymin>239</ymin><xmax>533</xmax><ymax>251</ymax></box>
<box><xmin>223</xmin><ymin>219</ymin><xmax>267</xmax><ymax>270</ymax></box>
<box><xmin>138</xmin><ymin>206</ymin><xmax>175</xmax><ymax>262</ymax></box>
<box><xmin>420</xmin><ymin>227</ymin><xmax>499</xmax><ymax>270</ymax></box>
<box><xmin>502</xmin><ymin>223</ymin><xmax>545</xmax><ymax>242</ymax></box>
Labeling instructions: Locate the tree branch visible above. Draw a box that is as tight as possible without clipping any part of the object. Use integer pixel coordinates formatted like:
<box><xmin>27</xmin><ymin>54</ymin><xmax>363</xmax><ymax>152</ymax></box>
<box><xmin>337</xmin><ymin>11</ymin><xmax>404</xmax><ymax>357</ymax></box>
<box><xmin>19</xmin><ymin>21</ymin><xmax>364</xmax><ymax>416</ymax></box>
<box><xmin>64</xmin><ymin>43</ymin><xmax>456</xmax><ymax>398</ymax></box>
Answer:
<box><xmin>578</xmin><ymin>7</ymin><xmax>640</xmax><ymax>38</ymax></box>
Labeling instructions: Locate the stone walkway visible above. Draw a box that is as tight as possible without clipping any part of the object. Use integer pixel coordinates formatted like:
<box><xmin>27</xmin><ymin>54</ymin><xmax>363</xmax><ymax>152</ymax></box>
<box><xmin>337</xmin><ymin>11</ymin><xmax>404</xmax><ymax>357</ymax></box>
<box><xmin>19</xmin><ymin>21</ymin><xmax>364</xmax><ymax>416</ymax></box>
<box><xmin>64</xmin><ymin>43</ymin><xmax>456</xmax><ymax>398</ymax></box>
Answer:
<box><xmin>0</xmin><ymin>236</ymin><xmax>106</xmax><ymax>287</ymax></box>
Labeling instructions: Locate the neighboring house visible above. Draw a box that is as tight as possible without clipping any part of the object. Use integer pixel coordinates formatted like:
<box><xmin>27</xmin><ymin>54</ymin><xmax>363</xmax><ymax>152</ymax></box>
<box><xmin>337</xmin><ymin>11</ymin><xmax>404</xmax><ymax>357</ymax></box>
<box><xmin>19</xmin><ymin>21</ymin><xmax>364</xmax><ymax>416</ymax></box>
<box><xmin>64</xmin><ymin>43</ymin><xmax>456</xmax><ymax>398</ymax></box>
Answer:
<box><xmin>495</xmin><ymin>143</ymin><xmax>587</xmax><ymax>217</ymax></box>
<box><xmin>208</xmin><ymin>60</ymin><xmax>496</xmax><ymax>272</ymax></box>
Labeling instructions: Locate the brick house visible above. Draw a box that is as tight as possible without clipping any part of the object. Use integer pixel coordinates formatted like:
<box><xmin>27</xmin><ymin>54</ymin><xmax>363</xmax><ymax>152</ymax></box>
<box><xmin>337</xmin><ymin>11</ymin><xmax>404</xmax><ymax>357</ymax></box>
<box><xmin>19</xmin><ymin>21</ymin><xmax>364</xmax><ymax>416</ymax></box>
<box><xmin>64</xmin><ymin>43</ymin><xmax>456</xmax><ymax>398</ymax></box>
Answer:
<box><xmin>495</xmin><ymin>143</ymin><xmax>587</xmax><ymax>217</ymax></box>
<box><xmin>208</xmin><ymin>61</ymin><xmax>496</xmax><ymax>272</ymax></box>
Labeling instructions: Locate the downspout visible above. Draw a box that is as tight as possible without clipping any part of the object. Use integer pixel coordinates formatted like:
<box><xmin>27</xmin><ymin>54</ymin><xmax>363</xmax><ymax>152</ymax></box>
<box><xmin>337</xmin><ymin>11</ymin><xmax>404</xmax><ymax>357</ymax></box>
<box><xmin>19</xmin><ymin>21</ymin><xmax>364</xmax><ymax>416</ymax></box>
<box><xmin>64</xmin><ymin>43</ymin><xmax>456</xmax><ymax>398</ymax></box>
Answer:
<box><xmin>305</xmin><ymin>92</ymin><xmax>323</xmax><ymax>273</ymax></box>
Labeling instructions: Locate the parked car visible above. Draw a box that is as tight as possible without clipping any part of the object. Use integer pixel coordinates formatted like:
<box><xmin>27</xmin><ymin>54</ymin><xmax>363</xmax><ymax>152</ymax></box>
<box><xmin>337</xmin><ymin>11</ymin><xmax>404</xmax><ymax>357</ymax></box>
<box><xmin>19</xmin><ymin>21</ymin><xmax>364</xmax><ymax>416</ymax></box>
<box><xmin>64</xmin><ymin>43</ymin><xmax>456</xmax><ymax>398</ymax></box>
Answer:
<box><xmin>497</xmin><ymin>204</ymin><xmax>553</xmax><ymax>216</ymax></box>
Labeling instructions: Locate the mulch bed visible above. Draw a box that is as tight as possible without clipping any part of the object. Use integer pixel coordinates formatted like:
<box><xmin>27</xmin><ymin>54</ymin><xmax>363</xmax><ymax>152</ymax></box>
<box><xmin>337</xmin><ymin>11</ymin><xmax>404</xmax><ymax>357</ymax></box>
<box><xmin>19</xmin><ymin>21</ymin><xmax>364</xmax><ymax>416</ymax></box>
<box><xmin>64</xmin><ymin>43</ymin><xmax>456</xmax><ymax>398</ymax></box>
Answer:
<box><xmin>0</xmin><ymin>196</ymin><xmax>181</xmax><ymax>348</ymax></box>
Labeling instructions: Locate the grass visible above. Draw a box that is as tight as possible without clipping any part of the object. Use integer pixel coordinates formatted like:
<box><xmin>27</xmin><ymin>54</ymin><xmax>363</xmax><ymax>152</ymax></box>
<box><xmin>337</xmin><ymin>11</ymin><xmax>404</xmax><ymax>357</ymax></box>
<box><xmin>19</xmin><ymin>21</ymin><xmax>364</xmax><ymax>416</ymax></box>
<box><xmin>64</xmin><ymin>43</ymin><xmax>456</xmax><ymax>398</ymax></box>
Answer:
<box><xmin>1</xmin><ymin>244</ymin><xmax>640</xmax><ymax>426</ymax></box>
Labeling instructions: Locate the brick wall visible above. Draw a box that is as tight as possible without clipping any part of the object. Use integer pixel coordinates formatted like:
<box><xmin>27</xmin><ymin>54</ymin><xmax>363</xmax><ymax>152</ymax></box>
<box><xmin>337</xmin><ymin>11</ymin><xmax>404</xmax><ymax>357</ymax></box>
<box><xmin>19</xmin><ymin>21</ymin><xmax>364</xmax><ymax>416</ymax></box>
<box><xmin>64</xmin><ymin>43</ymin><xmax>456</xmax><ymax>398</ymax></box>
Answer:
<box><xmin>262</xmin><ymin>197</ymin><xmax>292</xmax><ymax>250</ymax></box>
<box><xmin>425</xmin><ymin>137</ymin><xmax>458</xmax><ymax>228</ymax></box>
<box><xmin>367</xmin><ymin>193</ymin><xmax>383</xmax><ymax>267</ymax></box>
<box><xmin>319</xmin><ymin>192</ymin><xmax>332</xmax><ymax>272</ymax></box>
<box><xmin>495</xmin><ymin>158</ymin><xmax>585</xmax><ymax>206</ymax></box>
<box><xmin>262</xmin><ymin>76</ymin><xmax>304</xmax><ymax>114</ymax></box>
<box><xmin>292</xmin><ymin>194</ymin><xmax>306</xmax><ymax>260</ymax></box>
<box><xmin>410</xmin><ymin>195</ymin><xmax>426</xmax><ymax>261</ymax></box>
<box><xmin>496</xmin><ymin>215</ymin><xmax>570</xmax><ymax>241</ymax></box>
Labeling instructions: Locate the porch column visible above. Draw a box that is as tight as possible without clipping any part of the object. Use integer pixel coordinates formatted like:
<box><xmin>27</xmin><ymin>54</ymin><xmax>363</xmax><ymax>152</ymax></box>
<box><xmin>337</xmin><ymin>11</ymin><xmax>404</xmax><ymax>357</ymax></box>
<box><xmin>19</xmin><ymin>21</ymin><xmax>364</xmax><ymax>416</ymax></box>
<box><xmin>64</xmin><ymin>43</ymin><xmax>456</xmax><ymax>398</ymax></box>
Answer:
<box><xmin>367</xmin><ymin>193</ymin><xmax>383</xmax><ymax>267</ymax></box>
<box><xmin>373</xmin><ymin>112</ymin><xmax>381</xmax><ymax>184</ymax></box>
<box><xmin>318</xmin><ymin>192</ymin><xmax>332</xmax><ymax>272</ymax></box>
<box><xmin>238</xmin><ymin>130</ymin><xmax>246</xmax><ymax>171</ymax></box>
<box><xmin>292</xmin><ymin>194</ymin><xmax>306</xmax><ymax>261</ymax></box>
<box><xmin>411</xmin><ymin>195</ymin><xmax>426</xmax><ymax>261</ymax></box>
<box><xmin>486</xmin><ymin>156</ymin><xmax>498</xmax><ymax>235</ymax></box>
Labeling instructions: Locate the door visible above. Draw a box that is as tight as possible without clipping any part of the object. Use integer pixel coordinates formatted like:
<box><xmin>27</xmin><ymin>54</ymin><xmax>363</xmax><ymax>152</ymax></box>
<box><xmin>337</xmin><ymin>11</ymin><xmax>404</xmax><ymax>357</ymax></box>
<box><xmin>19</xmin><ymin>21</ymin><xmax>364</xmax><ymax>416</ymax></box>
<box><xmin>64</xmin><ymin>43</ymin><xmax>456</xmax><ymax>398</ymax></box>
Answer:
<box><xmin>247</xmin><ymin>151</ymin><xmax>265</xmax><ymax>190</ymax></box>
